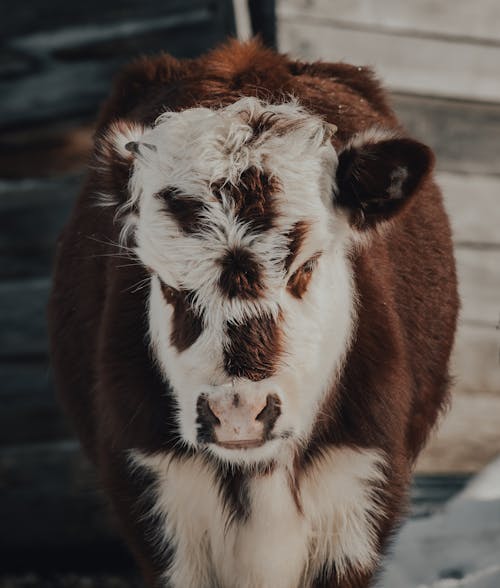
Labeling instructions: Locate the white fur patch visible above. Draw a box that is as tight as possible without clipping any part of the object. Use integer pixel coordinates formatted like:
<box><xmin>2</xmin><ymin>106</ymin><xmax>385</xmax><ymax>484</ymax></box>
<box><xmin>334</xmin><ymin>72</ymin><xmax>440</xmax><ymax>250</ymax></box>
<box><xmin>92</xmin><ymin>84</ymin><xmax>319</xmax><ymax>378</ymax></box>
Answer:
<box><xmin>344</xmin><ymin>127</ymin><xmax>399</xmax><ymax>150</ymax></box>
<box><xmin>130</xmin><ymin>446</ymin><xmax>386</xmax><ymax>588</ymax></box>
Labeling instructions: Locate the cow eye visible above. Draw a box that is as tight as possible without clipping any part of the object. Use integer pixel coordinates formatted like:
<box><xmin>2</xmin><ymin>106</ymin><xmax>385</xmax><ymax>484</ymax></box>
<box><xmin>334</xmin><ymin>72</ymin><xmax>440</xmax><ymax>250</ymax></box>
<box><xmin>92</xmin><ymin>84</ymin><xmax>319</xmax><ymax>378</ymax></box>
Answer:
<box><xmin>301</xmin><ymin>258</ymin><xmax>317</xmax><ymax>275</ymax></box>
<box><xmin>286</xmin><ymin>254</ymin><xmax>320</xmax><ymax>298</ymax></box>
<box><xmin>159</xmin><ymin>279</ymin><xmax>179</xmax><ymax>304</ymax></box>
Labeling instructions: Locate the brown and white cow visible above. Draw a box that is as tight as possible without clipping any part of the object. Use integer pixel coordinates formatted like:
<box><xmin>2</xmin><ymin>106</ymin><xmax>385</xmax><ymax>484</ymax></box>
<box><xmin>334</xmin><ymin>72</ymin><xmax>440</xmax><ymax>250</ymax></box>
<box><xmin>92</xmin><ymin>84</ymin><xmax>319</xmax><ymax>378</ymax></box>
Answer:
<box><xmin>48</xmin><ymin>40</ymin><xmax>458</xmax><ymax>588</ymax></box>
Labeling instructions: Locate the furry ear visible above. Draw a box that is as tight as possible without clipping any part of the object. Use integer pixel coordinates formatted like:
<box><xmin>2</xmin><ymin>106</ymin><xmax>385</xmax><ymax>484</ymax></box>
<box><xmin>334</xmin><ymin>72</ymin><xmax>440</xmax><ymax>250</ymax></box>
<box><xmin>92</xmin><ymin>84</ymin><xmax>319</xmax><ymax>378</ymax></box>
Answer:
<box><xmin>125</xmin><ymin>141</ymin><xmax>157</xmax><ymax>156</ymax></box>
<box><xmin>93</xmin><ymin>120</ymin><xmax>148</xmax><ymax>206</ymax></box>
<box><xmin>335</xmin><ymin>130</ymin><xmax>434</xmax><ymax>230</ymax></box>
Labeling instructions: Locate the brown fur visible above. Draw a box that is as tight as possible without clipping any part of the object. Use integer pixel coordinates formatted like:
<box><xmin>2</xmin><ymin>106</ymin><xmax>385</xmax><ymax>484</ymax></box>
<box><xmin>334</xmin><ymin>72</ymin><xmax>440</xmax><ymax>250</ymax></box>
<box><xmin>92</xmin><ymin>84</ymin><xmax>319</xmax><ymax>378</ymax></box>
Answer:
<box><xmin>168</xmin><ymin>289</ymin><xmax>204</xmax><ymax>352</ymax></box>
<box><xmin>212</xmin><ymin>167</ymin><xmax>280</xmax><ymax>232</ymax></box>
<box><xmin>157</xmin><ymin>188</ymin><xmax>206</xmax><ymax>235</ymax></box>
<box><xmin>48</xmin><ymin>39</ymin><xmax>458</xmax><ymax>587</ymax></box>
<box><xmin>223</xmin><ymin>312</ymin><xmax>282</xmax><ymax>382</ymax></box>
<box><xmin>218</xmin><ymin>247</ymin><xmax>264</xmax><ymax>300</ymax></box>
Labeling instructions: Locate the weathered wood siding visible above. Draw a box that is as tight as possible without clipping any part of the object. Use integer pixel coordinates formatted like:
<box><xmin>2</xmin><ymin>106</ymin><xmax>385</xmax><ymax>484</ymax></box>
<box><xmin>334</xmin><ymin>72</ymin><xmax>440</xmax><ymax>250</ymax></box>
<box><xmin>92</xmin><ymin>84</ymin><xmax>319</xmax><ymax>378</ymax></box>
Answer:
<box><xmin>278</xmin><ymin>0</ymin><xmax>500</xmax><ymax>102</ymax></box>
<box><xmin>278</xmin><ymin>0</ymin><xmax>500</xmax><ymax>401</ymax></box>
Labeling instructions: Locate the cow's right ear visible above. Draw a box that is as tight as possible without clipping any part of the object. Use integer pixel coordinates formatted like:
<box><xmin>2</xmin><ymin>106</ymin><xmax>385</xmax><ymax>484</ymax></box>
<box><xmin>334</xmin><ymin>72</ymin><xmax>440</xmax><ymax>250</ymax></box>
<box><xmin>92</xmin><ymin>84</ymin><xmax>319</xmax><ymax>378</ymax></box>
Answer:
<box><xmin>334</xmin><ymin>129</ymin><xmax>434</xmax><ymax>230</ymax></box>
<box><xmin>124</xmin><ymin>141</ymin><xmax>157</xmax><ymax>156</ymax></box>
<box><xmin>93</xmin><ymin>120</ymin><xmax>150</xmax><ymax>206</ymax></box>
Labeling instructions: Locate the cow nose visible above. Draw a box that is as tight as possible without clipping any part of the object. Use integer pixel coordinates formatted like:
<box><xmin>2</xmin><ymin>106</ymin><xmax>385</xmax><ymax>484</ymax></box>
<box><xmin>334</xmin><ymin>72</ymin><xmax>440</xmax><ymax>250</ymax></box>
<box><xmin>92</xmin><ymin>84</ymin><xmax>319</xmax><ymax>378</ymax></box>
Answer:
<box><xmin>196</xmin><ymin>392</ymin><xmax>281</xmax><ymax>449</ymax></box>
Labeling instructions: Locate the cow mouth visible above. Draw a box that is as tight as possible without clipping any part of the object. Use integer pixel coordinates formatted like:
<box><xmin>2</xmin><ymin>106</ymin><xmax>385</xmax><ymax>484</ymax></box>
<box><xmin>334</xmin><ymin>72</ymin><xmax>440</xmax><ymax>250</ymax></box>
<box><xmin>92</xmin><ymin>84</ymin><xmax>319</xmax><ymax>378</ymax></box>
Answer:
<box><xmin>215</xmin><ymin>439</ymin><xmax>264</xmax><ymax>450</ymax></box>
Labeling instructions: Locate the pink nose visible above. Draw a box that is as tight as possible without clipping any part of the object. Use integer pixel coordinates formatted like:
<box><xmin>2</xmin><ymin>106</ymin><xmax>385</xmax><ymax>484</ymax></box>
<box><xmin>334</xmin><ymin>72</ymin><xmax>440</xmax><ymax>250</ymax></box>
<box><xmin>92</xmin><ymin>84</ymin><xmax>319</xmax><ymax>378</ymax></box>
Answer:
<box><xmin>197</xmin><ymin>392</ymin><xmax>281</xmax><ymax>449</ymax></box>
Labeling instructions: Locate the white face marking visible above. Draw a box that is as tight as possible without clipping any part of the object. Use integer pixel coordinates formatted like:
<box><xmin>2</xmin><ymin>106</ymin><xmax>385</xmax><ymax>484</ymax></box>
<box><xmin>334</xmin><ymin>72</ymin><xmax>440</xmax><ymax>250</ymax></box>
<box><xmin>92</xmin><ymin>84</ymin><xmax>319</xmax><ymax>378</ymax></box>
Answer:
<box><xmin>130</xmin><ymin>446</ymin><xmax>386</xmax><ymax>588</ymax></box>
<box><xmin>109</xmin><ymin>97</ymin><xmax>357</xmax><ymax>464</ymax></box>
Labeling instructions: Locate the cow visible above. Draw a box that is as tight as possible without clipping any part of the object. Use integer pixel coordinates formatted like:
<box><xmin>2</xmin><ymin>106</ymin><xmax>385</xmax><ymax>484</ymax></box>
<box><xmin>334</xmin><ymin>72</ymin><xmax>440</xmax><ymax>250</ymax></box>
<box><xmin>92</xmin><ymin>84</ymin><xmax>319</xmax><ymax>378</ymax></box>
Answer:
<box><xmin>48</xmin><ymin>40</ymin><xmax>459</xmax><ymax>588</ymax></box>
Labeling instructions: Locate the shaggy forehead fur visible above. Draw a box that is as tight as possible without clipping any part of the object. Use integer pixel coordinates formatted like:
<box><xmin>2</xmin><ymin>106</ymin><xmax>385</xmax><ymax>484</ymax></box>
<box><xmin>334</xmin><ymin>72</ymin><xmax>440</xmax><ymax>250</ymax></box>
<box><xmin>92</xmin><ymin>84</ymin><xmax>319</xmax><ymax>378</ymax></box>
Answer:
<box><xmin>116</xmin><ymin>97</ymin><xmax>339</xmax><ymax>323</ymax></box>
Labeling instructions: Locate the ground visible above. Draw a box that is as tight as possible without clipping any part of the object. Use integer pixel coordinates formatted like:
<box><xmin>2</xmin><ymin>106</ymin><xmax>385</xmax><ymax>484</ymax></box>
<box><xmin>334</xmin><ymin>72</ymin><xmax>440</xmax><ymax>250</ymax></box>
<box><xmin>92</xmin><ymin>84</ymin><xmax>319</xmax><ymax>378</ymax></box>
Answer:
<box><xmin>379</xmin><ymin>456</ymin><xmax>500</xmax><ymax>588</ymax></box>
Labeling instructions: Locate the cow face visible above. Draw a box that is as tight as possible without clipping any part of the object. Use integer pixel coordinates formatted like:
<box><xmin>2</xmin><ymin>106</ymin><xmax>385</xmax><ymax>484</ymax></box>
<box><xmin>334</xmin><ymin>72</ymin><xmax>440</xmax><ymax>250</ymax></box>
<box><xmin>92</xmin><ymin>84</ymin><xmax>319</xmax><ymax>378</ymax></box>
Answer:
<box><xmin>100</xmin><ymin>98</ymin><xmax>432</xmax><ymax>466</ymax></box>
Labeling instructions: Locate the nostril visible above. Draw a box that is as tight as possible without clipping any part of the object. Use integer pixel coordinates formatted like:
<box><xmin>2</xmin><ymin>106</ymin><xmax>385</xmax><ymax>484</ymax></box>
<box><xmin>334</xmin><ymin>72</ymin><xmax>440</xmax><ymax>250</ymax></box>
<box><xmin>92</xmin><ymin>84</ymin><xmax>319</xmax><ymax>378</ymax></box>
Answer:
<box><xmin>197</xmin><ymin>395</ymin><xmax>221</xmax><ymax>427</ymax></box>
<box><xmin>255</xmin><ymin>394</ymin><xmax>281</xmax><ymax>435</ymax></box>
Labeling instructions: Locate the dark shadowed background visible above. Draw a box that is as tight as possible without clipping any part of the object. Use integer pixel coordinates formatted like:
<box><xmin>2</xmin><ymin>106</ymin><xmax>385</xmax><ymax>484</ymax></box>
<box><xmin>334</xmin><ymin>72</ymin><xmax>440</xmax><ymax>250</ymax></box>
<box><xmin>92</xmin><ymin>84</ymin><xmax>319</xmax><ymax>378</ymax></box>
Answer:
<box><xmin>1</xmin><ymin>0</ymin><xmax>498</xmax><ymax>585</ymax></box>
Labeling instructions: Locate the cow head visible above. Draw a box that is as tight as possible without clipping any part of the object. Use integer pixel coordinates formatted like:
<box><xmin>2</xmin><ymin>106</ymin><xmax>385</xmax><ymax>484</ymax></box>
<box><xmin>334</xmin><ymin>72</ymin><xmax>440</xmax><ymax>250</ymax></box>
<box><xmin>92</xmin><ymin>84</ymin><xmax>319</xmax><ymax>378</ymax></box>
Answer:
<box><xmin>99</xmin><ymin>98</ymin><xmax>432</xmax><ymax>465</ymax></box>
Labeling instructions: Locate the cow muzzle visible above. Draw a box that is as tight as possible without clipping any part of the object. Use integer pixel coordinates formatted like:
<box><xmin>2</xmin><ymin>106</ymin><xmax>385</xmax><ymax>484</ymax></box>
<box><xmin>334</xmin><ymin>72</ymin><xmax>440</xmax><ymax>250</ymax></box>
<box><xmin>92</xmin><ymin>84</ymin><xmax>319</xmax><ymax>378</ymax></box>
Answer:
<box><xmin>196</xmin><ymin>389</ymin><xmax>282</xmax><ymax>449</ymax></box>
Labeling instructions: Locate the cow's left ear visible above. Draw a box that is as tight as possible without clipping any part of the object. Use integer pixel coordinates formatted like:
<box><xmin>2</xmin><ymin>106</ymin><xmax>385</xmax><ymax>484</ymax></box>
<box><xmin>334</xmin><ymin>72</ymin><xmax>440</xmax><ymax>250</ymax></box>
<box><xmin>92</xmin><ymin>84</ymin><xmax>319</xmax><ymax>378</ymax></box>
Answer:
<box><xmin>335</xmin><ymin>130</ymin><xmax>434</xmax><ymax>230</ymax></box>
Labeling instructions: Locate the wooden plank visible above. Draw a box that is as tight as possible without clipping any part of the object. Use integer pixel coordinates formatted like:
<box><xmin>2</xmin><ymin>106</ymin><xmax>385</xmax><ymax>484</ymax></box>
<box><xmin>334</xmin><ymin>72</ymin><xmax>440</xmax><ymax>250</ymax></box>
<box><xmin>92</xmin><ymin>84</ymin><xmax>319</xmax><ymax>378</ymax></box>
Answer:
<box><xmin>418</xmin><ymin>392</ymin><xmax>500</xmax><ymax>473</ymax></box>
<box><xmin>1</xmin><ymin>25</ymin><xmax>220</xmax><ymax>130</ymax></box>
<box><xmin>437</xmin><ymin>172</ymin><xmax>500</xmax><ymax>246</ymax></box>
<box><xmin>0</xmin><ymin>61</ymin><xmax>109</xmax><ymax>130</ymax></box>
<box><xmin>0</xmin><ymin>0</ymin><xmax>231</xmax><ymax>40</ymax></box>
<box><xmin>278</xmin><ymin>0</ymin><xmax>500</xmax><ymax>43</ymax></box>
<box><xmin>249</xmin><ymin>0</ymin><xmax>277</xmax><ymax>48</ymax></box>
<box><xmin>417</xmin><ymin>390</ymin><xmax>500</xmax><ymax>477</ymax></box>
<box><xmin>456</xmin><ymin>249</ymin><xmax>500</xmax><ymax>327</ymax></box>
<box><xmin>0</xmin><ymin>2</ymin><xmax>236</xmax><ymax>130</ymax></box>
<box><xmin>0</xmin><ymin>121</ymin><xmax>93</xmax><ymax>179</ymax></box>
<box><xmin>452</xmin><ymin>322</ymin><xmax>500</xmax><ymax>396</ymax></box>
<box><xmin>12</xmin><ymin>8</ymin><xmax>211</xmax><ymax>53</ymax></box>
<box><xmin>233</xmin><ymin>0</ymin><xmax>253</xmax><ymax>41</ymax></box>
<box><xmin>0</xmin><ymin>278</ymin><xmax>49</xmax><ymax>358</ymax></box>
<box><xmin>0</xmin><ymin>573</ymin><xmax>141</xmax><ymax>586</ymax></box>
<box><xmin>0</xmin><ymin>362</ymin><xmax>71</xmax><ymax>446</ymax></box>
<box><xmin>393</xmin><ymin>94</ymin><xmax>500</xmax><ymax>176</ymax></box>
<box><xmin>278</xmin><ymin>19</ymin><xmax>500</xmax><ymax>102</ymax></box>
<box><xmin>0</xmin><ymin>176</ymin><xmax>79</xmax><ymax>279</ymax></box>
